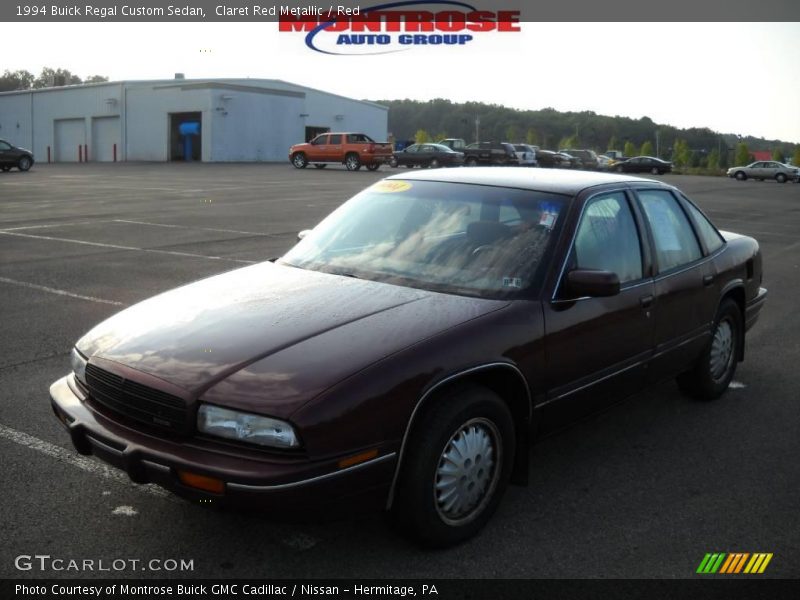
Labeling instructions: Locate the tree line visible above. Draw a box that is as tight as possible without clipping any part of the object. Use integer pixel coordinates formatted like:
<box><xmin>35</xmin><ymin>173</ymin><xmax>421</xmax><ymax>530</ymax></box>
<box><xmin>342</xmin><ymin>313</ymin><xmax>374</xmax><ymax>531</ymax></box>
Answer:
<box><xmin>0</xmin><ymin>68</ymin><xmax>108</xmax><ymax>92</ymax></box>
<box><xmin>374</xmin><ymin>98</ymin><xmax>800</xmax><ymax>167</ymax></box>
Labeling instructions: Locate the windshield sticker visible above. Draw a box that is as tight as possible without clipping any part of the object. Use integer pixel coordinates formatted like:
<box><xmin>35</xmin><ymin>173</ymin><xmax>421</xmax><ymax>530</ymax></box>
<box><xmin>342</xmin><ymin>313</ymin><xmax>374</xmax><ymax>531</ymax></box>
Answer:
<box><xmin>371</xmin><ymin>181</ymin><xmax>412</xmax><ymax>193</ymax></box>
<box><xmin>539</xmin><ymin>212</ymin><xmax>557</xmax><ymax>229</ymax></box>
<box><xmin>502</xmin><ymin>277</ymin><xmax>523</xmax><ymax>288</ymax></box>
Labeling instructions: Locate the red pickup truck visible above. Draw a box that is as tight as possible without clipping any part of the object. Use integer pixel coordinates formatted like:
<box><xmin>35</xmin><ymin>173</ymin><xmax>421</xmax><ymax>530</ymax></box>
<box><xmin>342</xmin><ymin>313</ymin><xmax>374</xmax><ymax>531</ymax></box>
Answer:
<box><xmin>289</xmin><ymin>132</ymin><xmax>393</xmax><ymax>171</ymax></box>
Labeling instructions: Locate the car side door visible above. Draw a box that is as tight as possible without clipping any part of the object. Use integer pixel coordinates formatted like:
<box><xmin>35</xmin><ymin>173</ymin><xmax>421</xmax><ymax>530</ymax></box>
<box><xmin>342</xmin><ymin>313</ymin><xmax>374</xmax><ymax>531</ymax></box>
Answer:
<box><xmin>632</xmin><ymin>187</ymin><xmax>719</xmax><ymax>382</ymax></box>
<box><xmin>540</xmin><ymin>189</ymin><xmax>655</xmax><ymax>429</ymax></box>
<box><xmin>0</xmin><ymin>140</ymin><xmax>12</xmax><ymax>166</ymax></box>
<box><xmin>328</xmin><ymin>134</ymin><xmax>344</xmax><ymax>162</ymax></box>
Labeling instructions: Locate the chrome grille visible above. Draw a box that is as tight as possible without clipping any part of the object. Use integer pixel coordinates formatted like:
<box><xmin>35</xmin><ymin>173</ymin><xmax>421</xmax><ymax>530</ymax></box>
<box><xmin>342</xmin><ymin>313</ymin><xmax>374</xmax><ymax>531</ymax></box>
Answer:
<box><xmin>85</xmin><ymin>363</ymin><xmax>188</xmax><ymax>434</ymax></box>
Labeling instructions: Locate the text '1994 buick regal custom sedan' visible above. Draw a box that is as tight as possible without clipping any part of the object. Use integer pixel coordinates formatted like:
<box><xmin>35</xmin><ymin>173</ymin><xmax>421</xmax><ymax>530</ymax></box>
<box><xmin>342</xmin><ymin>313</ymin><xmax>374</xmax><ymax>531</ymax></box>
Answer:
<box><xmin>51</xmin><ymin>168</ymin><xmax>767</xmax><ymax>547</ymax></box>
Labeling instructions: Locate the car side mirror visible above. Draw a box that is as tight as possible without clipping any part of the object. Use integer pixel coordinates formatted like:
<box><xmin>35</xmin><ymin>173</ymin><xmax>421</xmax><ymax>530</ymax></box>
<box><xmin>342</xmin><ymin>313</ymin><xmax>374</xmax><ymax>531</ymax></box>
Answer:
<box><xmin>566</xmin><ymin>269</ymin><xmax>620</xmax><ymax>298</ymax></box>
<box><xmin>297</xmin><ymin>229</ymin><xmax>311</xmax><ymax>241</ymax></box>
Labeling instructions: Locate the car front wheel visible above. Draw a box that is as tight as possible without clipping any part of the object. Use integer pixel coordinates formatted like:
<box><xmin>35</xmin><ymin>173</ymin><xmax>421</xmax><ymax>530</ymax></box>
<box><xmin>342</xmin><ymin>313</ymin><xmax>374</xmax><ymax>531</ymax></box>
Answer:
<box><xmin>391</xmin><ymin>385</ymin><xmax>514</xmax><ymax>548</ymax></box>
<box><xmin>650</xmin><ymin>167</ymin><xmax>660</xmax><ymax>175</ymax></box>
<box><xmin>18</xmin><ymin>156</ymin><xmax>32</xmax><ymax>171</ymax></box>
<box><xmin>345</xmin><ymin>153</ymin><xmax>362</xmax><ymax>171</ymax></box>
<box><xmin>291</xmin><ymin>153</ymin><xmax>308</xmax><ymax>169</ymax></box>
<box><xmin>677</xmin><ymin>299</ymin><xmax>742</xmax><ymax>400</ymax></box>
<box><xmin>735</xmin><ymin>171</ymin><xmax>747</xmax><ymax>181</ymax></box>
<box><xmin>776</xmin><ymin>173</ymin><xmax>787</xmax><ymax>183</ymax></box>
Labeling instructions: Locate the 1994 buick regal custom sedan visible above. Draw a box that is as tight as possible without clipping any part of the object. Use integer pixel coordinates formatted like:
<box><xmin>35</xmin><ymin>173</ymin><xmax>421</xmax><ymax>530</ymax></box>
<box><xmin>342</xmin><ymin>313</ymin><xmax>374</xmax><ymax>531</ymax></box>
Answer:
<box><xmin>51</xmin><ymin>168</ymin><xmax>767</xmax><ymax>547</ymax></box>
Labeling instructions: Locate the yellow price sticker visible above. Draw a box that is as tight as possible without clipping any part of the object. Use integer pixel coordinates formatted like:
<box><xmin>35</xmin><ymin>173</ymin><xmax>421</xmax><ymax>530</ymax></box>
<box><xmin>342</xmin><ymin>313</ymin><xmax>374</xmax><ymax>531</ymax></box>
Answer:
<box><xmin>371</xmin><ymin>180</ymin><xmax>412</xmax><ymax>193</ymax></box>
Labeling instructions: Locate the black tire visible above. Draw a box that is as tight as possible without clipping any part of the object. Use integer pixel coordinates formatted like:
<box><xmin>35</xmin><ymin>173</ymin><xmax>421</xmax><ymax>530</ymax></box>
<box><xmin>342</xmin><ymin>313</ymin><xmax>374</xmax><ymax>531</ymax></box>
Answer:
<box><xmin>776</xmin><ymin>173</ymin><xmax>787</xmax><ymax>183</ymax></box>
<box><xmin>391</xmin><ymin>385</ymin><xmax>515</xmax><ymax>548</ymax></box>
<box><xmin>389</xmin><ymin>157</ymin><xmax>398</xmax><ymax>168</ymax></box>
<box><xmin>429</xmin><ymin>158</ymin><xmax>440</xmax><ymax>169</ymax></box>
<box><xmin>734</xmin><ymin>171</ymin><xmax>747</xmax><ymax>181</ymax></box>
<box><xmin>465</xmin><ymin>157</ymin><xmax>478</xmax><ymax>167</ymax></box>
<box><xmin>616</xmin><ymin>165</ymin><xmax>624</xmax><ymax>173</ymax></box>
<box><xmin>650</xmin><ymin>167</ymin><xmax>659</xmax><ymax>175</ymax></box>
<box><xmin>366</xmin><ymin>163</ymin><xmax>380</xmax><ymax>171</ymax></box>
<box><xmin>17</xmin><ymin>156</ymin><xmax>32</xmax><ymax>171</ymax></box>
<box><xmin>406</xmin><ymin>164</ymin><xmax>415</xmax><ymax>169</ymax></box>
<box><xmin>345</xmin><ymin>153</ymin><xmax>361</xmax><ymax>171</ymax></box>
<box><xmin>291</xmin><ymin>152</ymin><xmax>308</xmax><ymax>169</ymax></box>
<box><xmin>313</xmin><ymin>163</ymin><xmax>327</xmax><ymax>169</ymax></box>
<box><xmin>1</xmin><ymin>165</ymin><xmax>11</xmax><ymax>172</ymax></box>
<box><xmin>677</xmin><ymin>299</ymin><xmax>742</xmax><ymax>400</ymax></box>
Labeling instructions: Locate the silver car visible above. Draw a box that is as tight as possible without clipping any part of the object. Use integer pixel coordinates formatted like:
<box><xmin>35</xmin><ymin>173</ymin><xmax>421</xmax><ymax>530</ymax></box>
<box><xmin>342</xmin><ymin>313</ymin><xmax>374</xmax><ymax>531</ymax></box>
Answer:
<box><xmin>727</xmin><ymin>161</ymin><xmax>799</xmax><ymax>183</ymax></box>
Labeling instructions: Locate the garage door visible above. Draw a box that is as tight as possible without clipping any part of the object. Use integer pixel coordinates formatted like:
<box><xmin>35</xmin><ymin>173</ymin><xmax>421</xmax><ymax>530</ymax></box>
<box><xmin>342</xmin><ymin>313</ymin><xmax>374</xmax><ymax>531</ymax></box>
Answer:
<box><xmin>91</xmin><ymin>116</ymin><xmax>120</xmax><ymax>162</ymax></box>
<box><xmin>54</xmin><ymin>118</ymin><xmax>86</xmax><ymax>162</ymax></box>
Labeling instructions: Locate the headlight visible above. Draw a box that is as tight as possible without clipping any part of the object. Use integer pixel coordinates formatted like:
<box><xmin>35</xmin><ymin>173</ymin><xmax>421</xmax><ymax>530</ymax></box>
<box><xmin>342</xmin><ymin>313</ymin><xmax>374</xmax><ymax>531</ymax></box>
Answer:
<box><xmin>197</xmin><ymin>404</ymin><xmax>300</xmax><ymax>449</ymax></box>
<box><xmin>70</xmin><ymin>348</ymin><xmax>87</xmax><ymax>385</ymax></box>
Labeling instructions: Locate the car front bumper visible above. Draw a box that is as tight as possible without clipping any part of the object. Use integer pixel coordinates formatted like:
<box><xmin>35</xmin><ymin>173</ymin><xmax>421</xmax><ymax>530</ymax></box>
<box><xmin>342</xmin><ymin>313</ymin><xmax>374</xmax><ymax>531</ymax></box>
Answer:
<box><xmin>745</xmin><ymin>287</ymin><xmax>768</xmax><ymax>332</ymax></box>
<box><xmin>49</xmin><ymin>374</ymin><xmax>396</xmax><ymax>512</ymax></box>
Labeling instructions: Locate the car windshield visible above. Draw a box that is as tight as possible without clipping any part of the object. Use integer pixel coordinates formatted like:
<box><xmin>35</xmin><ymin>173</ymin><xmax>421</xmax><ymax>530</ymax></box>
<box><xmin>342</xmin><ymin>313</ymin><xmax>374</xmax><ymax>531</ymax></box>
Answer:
<box><xmin>279</xmin><ymin>180</ymin><xmax>568</xmax><ymax>299</ymax></box>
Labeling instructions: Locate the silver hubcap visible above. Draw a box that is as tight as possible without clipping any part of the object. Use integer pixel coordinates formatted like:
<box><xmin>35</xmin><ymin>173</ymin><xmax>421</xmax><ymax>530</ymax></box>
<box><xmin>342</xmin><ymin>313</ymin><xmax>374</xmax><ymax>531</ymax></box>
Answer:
<box><xmin>293</xmin><ymin>155</ymin><xmax>304</xmax><ymax>167</ymax></box>
<box><xmin>434</xmin><ymin>418</ymin><xmax>500</xmax><ymax>525</ymax></box>
<box><xmin>710</xmin><ymin>319</ymin><xmax>734</xmax><ymax>381</ymax></box>
<box><xmin>347</xmin><ymin>156</ymin><xmax>358</xmax><ymax>169</ymax></box>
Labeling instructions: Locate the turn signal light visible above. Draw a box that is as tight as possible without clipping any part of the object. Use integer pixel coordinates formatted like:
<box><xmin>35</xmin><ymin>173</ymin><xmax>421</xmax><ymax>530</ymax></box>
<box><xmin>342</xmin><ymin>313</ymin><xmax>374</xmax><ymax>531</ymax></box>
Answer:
<box><xmin>338</xmin><ymin>449</ymin><xmax>379</xmax><ymax>469</ymax></box>
<box><xmin>177</xmin><ymin>470</ymin><xmax>225</xmax><ymax>494</ymax></box>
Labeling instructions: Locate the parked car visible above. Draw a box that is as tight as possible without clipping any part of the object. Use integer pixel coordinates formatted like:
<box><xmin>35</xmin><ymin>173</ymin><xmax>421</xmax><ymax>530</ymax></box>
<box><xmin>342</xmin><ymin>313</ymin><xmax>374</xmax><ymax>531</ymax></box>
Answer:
<box><xmin>513</xmin><ymin>144</ymin><xmax>538</xmax><ymax>166</ymax></box>
<box><xmin>604</xmin><ymin>150</ymin><xmax>625</xmax><ymax>161</ymax></box>
<box><xmin>289</xmin><ymin>132</ymin><xmax>393</xmax><ymax>171</ymax></box>
<box><xmin>557</xmin><ymin>152</ymin><xmax>583</xmax><ymax>169</ymax></box>
<box><xmin>0</xmin><ymin>138</ymin><xmax>34</xmax><ymax>172</ymax></box>
<box><xmin>51</xmin><ymin>168</ymin><xmax>766</xmax><ymax>548</ymax></box>
<box><xmin>536</xmin><ymin>149</ymin><xmax>570</xmax><ymax>168</ymax></box>
<box><xmin>437</xmin><ymin>138</ymin><xmax>467</xmax><ymax>152</ymax></box>
<box><xmin>614</xmin><ymin>156</ymin><xmax>673</xmax><ymax>175</ymax></box>
<box><xmin>390</xmin><ymin>143</ymin><xmax>464</xmax><ymax>169</ymax></box>
<box><xmin>726</xmin><ymin>161</ymin><xmax>799</xmax><ymax>183</ymax></box>
<box><xmin>463</xmin><ymin>141</ymin><xmax>518</xmax><ymax>166</ymax></box>
<box><xmin>559</xmin><ymin>149</ymin><xmax>599</xmax><ymax>170</ymax></box>
<box><xmin>597</xmin><ymin>154</ymin><xmax>614</xmax><ymax>171</ymax></box>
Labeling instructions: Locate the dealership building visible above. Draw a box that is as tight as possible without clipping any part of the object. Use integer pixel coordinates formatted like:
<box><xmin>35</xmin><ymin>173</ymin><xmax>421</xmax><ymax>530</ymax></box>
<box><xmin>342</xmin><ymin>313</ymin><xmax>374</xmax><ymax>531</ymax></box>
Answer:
<box><xmin>0</xmin><ymin>77</ymin><xmax>388</xmax><ymax>163</ymax></box>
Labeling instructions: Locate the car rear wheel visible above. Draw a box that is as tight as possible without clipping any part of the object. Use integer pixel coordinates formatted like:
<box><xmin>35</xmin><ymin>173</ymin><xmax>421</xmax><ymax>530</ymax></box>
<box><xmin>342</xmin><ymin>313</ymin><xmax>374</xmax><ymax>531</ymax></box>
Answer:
<box><xmin>291</xmin><ymin>153</ymin><xmax>308</xmax><ymax>169</ymax></box>
<box><xmin>776</xmin><ymin>173</ymin><xmax>787</xmax><ymax>183</ymax></box>
<box><xmin>389</xmin><ymin>157</ymin><xmax>398</xmax><ymax>168</ymax></box>
<box><xmin>17</xmin><ymin>156</ymin><xmax>32</xmax><ymax>171</ymax></box>
<box><xmin>677</xmin><ymin>299</ymin><xmax>742</xmax><ymax>400</ymax></box>
<box><xmin>734</xmin><ymin>171</ymin><xmax>747</xmax><ymax>181</ymax></box>
<box><xmin>345</xmin><ymin>153</ymin><xmax>361</xmax><ymax>171</ymax></box>
<box><xmin>366</xmin><ymin>163</ymin><xmax>380</xmax><ymax>171</ymax></box>
<box><xmin>616</xmin><ymin>165</ymin><xmax>624</xmax><ymax>173</ymax></box>
<box><xmin>391</xmin><ymin>385</ymin><xmax>514</xmax><ymax>548</ymax></box>
<box><xmin>465</xmin><ymin>157</ymin><xmax>478</xmax><ymax>167</ymax></box>
<box><xmin>650</xmin><ymin>167</ymin><xmax>660</xmax><ymax>175</ymax></box>
<box><xmin>429</xmin><ymin>158</ymin><xmax>440</xmax><ymax>169</ymax></box>
<box><xmin>313</xmin><ymin>163</ymin><xmax>326</xmax><ymax>169</ymax></box>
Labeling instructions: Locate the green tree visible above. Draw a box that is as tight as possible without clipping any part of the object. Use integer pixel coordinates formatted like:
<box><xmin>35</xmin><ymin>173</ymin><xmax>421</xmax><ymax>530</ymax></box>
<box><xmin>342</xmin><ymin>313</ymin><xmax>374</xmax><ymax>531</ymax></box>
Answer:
<box><xmin>707</xmin><ymin>148</ymin><xmax>720</xmax><ymax>170</ymax></box>
<box><xmin>0</xmin><ymin>69</ymin><xmax>35</xmax><ymax>92</ymax></box>
<box><xmin>640</xmin><ymin>141</ymin><xmax>654</xmax><ymax>156</ymax></box>
<box><xmin>735</xmin><ymin>142</ymin><xmax>750</xmax><ymax>166</ymax></box>
<box><xmin>84</xmin><ymin>75</ymin><xmax>109</xmax><ymax>84</ymax></box>
<box><xmin>792</xmin><ymin>148</ymin><xmax>800</xmax><ymax>166</ymax></box>
<box><xmin>525</xmin><ymin>128</ymin><xmax>539</xmax><ymax>146</ymax></box>
<box><xmin>623</xmin><ymin>141</ymin><xmax>637</xmax><ymax>157</ymax></box>
<box><xmin>414</xmin><ymin>129</ymin><xmax>431</xmax><ymax>144</ymax></box>
<box><xmin>771</xmin><ymin>147</ymin><xmax>784</xmax><ymax>162</ymax></box>
<box><xmin>434</xmin><ymin>132</ymin><xmax>448</xmax><ymax>143</ymax></box>
<box><xmin>505</xmin><ymin>125</ymin><xmax>518</xmax><ymax>142</ymax></box>
<box><xmin>607</xmin><ymin>135</ymin><xmax>619</xmax><ymax>151</ymax></box>
<box><xmin>33</xmin><ymin>67</ymin><xmax>82</xmax><ymax>88</ymax></box>
<box><xmin>671</xmin><ymin>139</ymin><xmax>691</xmax><ymax>168</ymax></box>
<box><xmin>560</xmin><ymin>135</ymin><xmax>578</xmax><ymax>150</ymax></box>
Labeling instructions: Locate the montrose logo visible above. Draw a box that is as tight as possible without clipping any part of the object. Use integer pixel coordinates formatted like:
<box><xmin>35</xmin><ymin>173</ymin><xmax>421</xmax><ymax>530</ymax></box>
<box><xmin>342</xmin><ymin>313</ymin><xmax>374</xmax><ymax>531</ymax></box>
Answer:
<box><xmin>278</xmin><ymin>1</ymin><xmax>520</xmax><ymax>55</ymax></box>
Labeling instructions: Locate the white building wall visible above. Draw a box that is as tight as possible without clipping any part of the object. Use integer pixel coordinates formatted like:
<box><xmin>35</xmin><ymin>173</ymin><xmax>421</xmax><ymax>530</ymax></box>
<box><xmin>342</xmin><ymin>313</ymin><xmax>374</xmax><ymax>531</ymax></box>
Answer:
<box><xmin>209</xmin><ymin>90</ymin><xmax>305</xmax><ymax>161</ymax></box>
<box><xmin>0</xmin><ymin>93</ymin><xmax>34</xmax><ymax>150</ymax></box>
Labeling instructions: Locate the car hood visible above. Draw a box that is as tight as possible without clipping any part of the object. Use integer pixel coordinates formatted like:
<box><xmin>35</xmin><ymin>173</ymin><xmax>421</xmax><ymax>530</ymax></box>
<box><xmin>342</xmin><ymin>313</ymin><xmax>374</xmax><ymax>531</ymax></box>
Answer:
<box><xmin>77</xmin><ymin>262</ymin><xmax>506</xmax><ymax>413</ymax></box>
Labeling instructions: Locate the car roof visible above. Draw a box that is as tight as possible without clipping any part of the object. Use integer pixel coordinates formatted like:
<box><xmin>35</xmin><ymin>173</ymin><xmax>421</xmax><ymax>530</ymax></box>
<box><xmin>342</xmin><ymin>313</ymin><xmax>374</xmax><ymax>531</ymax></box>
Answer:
<box><xmin>385</xmin><ymin>166</ymin><xmax>659</xmax><ymax>194</ymax></box>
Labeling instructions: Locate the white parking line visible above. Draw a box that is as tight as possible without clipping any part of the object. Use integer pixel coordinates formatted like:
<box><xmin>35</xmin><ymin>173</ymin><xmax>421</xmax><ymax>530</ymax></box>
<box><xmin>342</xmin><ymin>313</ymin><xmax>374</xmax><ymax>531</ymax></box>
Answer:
<box><xmin>0</xmin><ymin>231</ymin><xmax>256</xmax><ymax>264</ymax></box>
<box><xmin>0</xmin><ymin>277</ymin><xmax>125</xmax><ymax>306</ymax></box>
<box><xmin>0</xmin><ymin>220</ymin><xmax>109</xmax><ymax>232</ymax></box>
<box><xmin>0</xmin><ymin>423</ymin><xmax>172</xmax><ymax>500</ymax></box>
<box><xmin>113</xmin><ymin>219</ymin><xmax>270</xmax><ymax>237</ymax></box>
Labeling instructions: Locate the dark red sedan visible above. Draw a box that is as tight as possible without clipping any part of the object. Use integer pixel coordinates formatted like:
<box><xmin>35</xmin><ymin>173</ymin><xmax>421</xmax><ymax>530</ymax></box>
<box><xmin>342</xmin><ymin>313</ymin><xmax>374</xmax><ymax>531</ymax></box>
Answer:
<box><xmin>51</xmin><ymin>169</ymin><xmax>766</xmax><ymax>547</ymax></box>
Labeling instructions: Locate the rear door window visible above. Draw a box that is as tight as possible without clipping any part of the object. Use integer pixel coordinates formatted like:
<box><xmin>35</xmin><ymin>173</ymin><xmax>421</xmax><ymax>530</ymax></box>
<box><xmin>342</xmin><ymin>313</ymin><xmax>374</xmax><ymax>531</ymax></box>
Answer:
<box><xmin>638</xmin><ymin>190</ymin><xmax>702</xmax><ymax>272</ymax></box>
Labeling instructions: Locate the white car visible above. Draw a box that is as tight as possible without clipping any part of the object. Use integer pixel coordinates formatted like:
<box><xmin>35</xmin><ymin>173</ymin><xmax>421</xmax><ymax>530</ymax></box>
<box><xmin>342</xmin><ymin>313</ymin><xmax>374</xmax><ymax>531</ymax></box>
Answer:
<box><xmin>727</xmin><ymin>161</ymin><xmax>799</xmax><ymax>183</ymax></box>
<box><xmin>513</xmin><ymin>144</ymin><xmax>538</xmax><ymax>166</ymax></box>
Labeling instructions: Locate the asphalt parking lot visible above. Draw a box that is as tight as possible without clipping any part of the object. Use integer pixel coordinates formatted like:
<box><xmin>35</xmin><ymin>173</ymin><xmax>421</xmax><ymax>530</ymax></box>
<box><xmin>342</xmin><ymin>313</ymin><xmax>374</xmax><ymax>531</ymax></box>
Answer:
<box><xmin>1</xmin><ymin>163</ymin><xmax>798</xmax><ymax>579</ymax></box>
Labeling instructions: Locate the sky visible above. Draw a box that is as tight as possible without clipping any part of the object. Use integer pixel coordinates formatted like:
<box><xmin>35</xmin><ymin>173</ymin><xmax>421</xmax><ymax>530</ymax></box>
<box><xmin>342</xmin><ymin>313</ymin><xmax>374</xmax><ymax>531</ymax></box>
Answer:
<box><xmin>5</xmin><ymin>21</ymin><xmax>800</xmax><ymax>143</ymax></box>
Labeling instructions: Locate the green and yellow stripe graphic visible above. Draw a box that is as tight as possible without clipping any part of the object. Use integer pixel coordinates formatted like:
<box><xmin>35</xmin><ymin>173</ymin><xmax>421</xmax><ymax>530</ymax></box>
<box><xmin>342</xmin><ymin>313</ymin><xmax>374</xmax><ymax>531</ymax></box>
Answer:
<box><xmin>697</xmin><ymin>553</ymin><xmax>773</xmax><ymax>574</ymax></box>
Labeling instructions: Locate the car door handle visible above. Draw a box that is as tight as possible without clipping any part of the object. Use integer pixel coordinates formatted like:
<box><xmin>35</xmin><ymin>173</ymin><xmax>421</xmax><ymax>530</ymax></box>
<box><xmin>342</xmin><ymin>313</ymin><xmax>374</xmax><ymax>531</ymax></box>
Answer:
<box><xmin>703</xmin><ymin>274</ymin><xmax>714</xmax><ymax>286</ymax></box>
<box><xmin>640</xmin><ymin>295</ymin><xmax>654</xmax><ymax>308</ymax></box>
